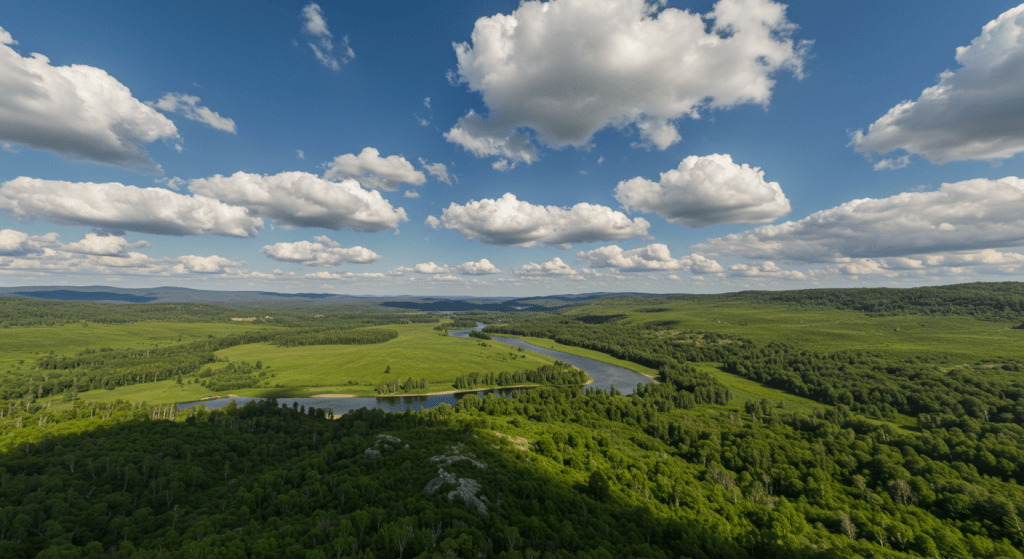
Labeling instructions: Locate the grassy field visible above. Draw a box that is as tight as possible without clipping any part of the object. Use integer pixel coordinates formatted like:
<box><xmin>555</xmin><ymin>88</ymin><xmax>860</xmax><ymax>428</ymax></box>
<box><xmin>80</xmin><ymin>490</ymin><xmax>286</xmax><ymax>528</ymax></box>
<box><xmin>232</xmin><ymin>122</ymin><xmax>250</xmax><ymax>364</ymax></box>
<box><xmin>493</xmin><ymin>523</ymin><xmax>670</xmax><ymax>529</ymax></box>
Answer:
<box><xmin>70</xmin><ymin>379</ymin><xmax>216</xmax><ymax>406</ymax></box>
<box><xmin>565</xmin><ymin>299</ymin><xmax>1024</xmax><ymax>363</ymax></box>
<box><xmin>0</xmin><ymin>321</ymin><xmax>269</xmax><ymax>373</ymax></box>
<box><xmin>211</xmin><ymin>322</ymin><xmax>564</xmax><ymax>398</ymax></box>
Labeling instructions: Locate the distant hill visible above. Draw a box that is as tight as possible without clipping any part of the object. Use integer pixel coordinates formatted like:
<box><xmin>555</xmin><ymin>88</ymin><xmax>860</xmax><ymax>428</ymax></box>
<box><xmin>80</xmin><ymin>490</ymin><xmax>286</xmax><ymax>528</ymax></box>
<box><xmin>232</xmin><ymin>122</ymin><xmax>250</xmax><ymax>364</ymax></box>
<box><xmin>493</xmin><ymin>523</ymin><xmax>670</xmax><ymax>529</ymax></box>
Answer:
<box><xmin>0</xmin><ymin>285</ymin><xmax>655</xmax><ymax>310</ymax></box>
<box><xmin>0</xmin><ymin>286</ymin><xmax>360</xmax><ymax>305</ymax></box>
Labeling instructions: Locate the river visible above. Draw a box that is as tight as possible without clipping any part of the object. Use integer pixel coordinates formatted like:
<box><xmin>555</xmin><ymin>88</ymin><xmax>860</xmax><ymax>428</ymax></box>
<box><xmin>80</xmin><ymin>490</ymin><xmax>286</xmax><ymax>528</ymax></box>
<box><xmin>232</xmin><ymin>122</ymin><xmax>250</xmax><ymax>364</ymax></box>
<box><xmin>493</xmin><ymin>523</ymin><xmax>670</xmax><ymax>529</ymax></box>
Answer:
<box><xmin>178</xmin><ymin>323</ymin><xmax>653</xmax><ymax>414</ymax></box>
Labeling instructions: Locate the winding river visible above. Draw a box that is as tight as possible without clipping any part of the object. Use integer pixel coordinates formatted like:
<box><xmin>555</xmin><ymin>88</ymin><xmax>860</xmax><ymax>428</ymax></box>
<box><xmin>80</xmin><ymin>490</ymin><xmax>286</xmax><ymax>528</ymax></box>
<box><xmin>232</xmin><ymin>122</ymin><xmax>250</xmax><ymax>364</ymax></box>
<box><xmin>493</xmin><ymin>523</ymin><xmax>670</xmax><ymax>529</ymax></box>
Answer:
<box><xmin>178</xmin><ymin>323</ymin><xmax>653</xmax><ymax>414</ymax></box>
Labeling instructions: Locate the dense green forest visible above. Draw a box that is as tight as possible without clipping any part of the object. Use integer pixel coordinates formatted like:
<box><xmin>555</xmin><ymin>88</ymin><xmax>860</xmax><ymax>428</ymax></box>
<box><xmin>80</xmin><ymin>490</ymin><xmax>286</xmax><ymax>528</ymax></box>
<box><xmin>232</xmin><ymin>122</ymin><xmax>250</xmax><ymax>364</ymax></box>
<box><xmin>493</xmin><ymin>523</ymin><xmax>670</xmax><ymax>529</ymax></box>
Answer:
<box><xmin>2</xmin><ymin>283</ymin><xmax>1024</xmax><ymax>557</ymax></box>
<box><xmin>675</xmin><ymin>282</ymin><xmax>1024</xmax><ymax>319</ymax></box>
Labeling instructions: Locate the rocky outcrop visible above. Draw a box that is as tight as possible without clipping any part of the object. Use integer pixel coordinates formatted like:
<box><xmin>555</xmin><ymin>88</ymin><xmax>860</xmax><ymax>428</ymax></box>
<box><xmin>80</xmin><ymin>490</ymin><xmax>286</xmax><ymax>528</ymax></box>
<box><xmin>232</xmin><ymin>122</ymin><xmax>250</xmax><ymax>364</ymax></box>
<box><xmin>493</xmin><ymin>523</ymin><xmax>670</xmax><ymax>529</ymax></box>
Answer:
<box><xmin>364</xmin><ymin>434</ymin><xmax>402</xmax><ymax>459</ymax></box>
<box><xmin>422</xmin><ymin>445</ymin><xmax>489</xmax><ymax>515</ymax></box>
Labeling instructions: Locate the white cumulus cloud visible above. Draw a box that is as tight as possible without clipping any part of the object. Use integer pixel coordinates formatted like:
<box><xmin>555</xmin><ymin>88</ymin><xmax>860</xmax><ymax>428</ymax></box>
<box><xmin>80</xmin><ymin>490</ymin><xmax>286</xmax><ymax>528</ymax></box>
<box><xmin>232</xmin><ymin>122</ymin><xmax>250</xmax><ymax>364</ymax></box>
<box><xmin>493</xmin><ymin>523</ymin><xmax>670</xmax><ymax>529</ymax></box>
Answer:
<box><xmin>727</xmin><ymin>261</ymin><xmax>806</xmax><ymax>280</ymax></box>
<box><xmin>455</xmin><ymin>258</ymin><xmax>501</xmax><ymax>275</ymax></box>
<box><xmin>0</xmin><ymin>26</ymin><xmax>178</xmax><ymax>170</ymax></box>
<box><xmin>301</xmin><ymin>3</ymin><xmax>354</xmax><ymax>70</ymax></box>
<box><xmin>61</xmin><ymin>232</ymin><xmax>150</xmax><ymax>256</ymax></box>
<box><xmin>615</xmin><ymin>154</ymin><xmax>790</xmax><ymax>227</ymax></box>
<box><xmin>446</xmin><ymin>0</ymin><xmax>809</xmax><ymax>165</ymax></box>
<box><xmin>576</xmin><ymin>244</ymin><xmax>722</xmax><ymax>273</ymax></box>
<box><xmin>173</xmin><ymin>255</ymin><xmax>244</xmax><ymax>274</ymax></box>
<box><xmin>693</xmin><ymin>176</ymin><xmax>1024</xmax><ymax>262</ymax></box>
<box><xmin>428</xmin><ymin>193</ymin><xmax>650</xmax><ymax>248</ymax></box>
<box><xmin>512</xmin><ymin>257</ymin><xmax>584</xmax><ymax>279</ymax></box>
<box><xmin>149</xmin><ymin>93</ymin><xmax>237</xmax><ymax>134</ymax></box>
<box><xmin>0</xmin><ymin>228</ymin><xmax>59</xmax><ymax>256</ymax></box>
<box><xmin>0</xmin><ymin>177</ymin><xmax>263</xmax><ymax>237</ymax></box>
<box><xmin>188</xmin><ymin>171</ymin><xmax>408</xmax><ymax>232</ymax></box>
<box><xmin>323</xmin><ymin>147</ymin><xmax>426</xmax><ymax>191</ymax></box>
<box><xmin>852</xmin><ymin>5</ymin><xmax>1024</xmax><ymax>164</ymax></box>
<box><xmin>260</xmin><ymin>239</ymin><xmax>381</xmax><ymax>266</ymax></box>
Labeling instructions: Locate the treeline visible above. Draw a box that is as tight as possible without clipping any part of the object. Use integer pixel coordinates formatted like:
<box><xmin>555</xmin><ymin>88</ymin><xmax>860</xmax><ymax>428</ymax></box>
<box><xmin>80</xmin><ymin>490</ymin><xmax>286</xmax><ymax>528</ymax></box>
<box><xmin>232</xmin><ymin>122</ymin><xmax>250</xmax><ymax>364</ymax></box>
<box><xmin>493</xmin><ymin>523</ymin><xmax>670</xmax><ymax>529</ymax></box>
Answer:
<box><xmin>195</xmin><ymin>360</ymin><xmax>266</xmax><ymax>393</ymax></box>
<box><xmin>451</xmin><ymin>362</ymin><xmax>588</xmax><ymax>390</ymax></box>
<box><xmin>681</xmin><ymin>282</ymin><xmax>1024</xmax><ymax>319</ymax></box>
<box><xmin>270</xmin><ymin>328</ymin><xmax>398</xmax><ymax>347</ymax></box>
<box><xmin>721</xmin><ymin>342</ymin><xmax>1024</xmax><ymax>423</ymax></box>
<box><xmin>0</xmin><ymin>298</ymin><xmax>244</xmax><ymax>326</ymax></box>
<box><xmin>376</xmin><ymin>377</ymin><xmax>429</xmax><ymax>394</ymax></box>
<box><xmin>0</xmin><ymin>296</ymin><xmax>441</xmax><ymax>328</ymax></box>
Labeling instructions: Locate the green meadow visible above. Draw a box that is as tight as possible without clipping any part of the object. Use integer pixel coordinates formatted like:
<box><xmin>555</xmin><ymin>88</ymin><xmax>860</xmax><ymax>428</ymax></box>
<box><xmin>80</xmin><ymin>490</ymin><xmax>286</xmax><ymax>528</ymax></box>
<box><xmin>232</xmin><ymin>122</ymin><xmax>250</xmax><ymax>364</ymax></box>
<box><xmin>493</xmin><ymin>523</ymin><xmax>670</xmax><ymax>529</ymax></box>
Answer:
<box><xmin>0</xmin><ymin>321</ymin><xmax>268</xmax><ymax>373</ymax></box>
<box><xmin>212</xmin><ymin>322</ymin><xmax>563</xmax><ymax>398</ymax></box>
<box><xmin>565</xmin><ymin>298</ymin><xmax>1024</xmax><ymax>362</ymax></box>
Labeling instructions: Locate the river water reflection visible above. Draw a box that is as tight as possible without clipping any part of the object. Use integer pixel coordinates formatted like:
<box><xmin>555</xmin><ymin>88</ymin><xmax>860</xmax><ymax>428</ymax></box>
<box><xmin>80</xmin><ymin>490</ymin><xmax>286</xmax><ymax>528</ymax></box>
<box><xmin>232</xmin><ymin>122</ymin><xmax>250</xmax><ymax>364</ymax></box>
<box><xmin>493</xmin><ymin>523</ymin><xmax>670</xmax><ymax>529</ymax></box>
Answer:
<box><xmin>178</xmin><ymin>323</ymin><xmax>652</xmax><ymax>414</ymax></box>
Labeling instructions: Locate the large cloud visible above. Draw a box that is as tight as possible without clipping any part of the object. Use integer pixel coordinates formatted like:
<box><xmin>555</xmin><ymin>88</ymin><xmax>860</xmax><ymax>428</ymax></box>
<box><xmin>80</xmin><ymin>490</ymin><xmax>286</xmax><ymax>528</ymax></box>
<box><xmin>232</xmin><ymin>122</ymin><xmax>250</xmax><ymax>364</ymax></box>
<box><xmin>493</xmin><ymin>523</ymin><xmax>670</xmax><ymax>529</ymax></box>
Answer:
<box><xmin>693</xmin><ymin>176</ymin><xmax>1024</xmax><ymax>262</ymax></box>
<box><xmin>0</xmin><ymin>177</ymin><xmax>263</xmax><ymax>237</ymax></box>
<box><xmin>851</xmin><ymin>5</ymin><xmax>1024</xmax><ymax>165</ymax></box>
<box><xmin>427</xmin><ymin>193</ymin><xmax>649</xmax><ymax>248</ymax></box>
<box><xmin>188</xmin><ymin>171</ymin><xmax>408</xmax><ymax>232</ymax></box>
<box><xmin>0</xmin><ymin>228</ymin><xmax>58</xmax><ymax>256</ymax></box>
<box><xmin>0</xmin><ymin>26</ymin><xmax>178</xmax><ymax>170</ymax></box>
<box><xmin>392</xmin><ymin>258</ymin><xmax>501</xmax><ymax>276</ymax></box>
<box><xmin>323</xmin><ymin>147</ymin><xmax>426</xmax><ymax>191</ymax></box>
<box><xmin>149</xmin><ymin>93</ymin><xmax>237</xmax><ymax>134</ymax></box>
<box><xmin>615</xmin><ymin>154</ymin><xmax>790</xmax><ymax>227</ymax></box>
<box><xmin>577</xmin><ymin>244</ymin><xmax>722</xmax><ymax>273</ymax></box>
<box><xmin>260</xmin><ymin>238</ymin><xmax>381</xmax><ymax>266</ymax></box>
<box><xmin>446</xmin><ymin>0</ymin><xmax>808</xmax><ymax>166</ymax></box>
<box><xmin>301</xmin><ymin>3</ymin><xmax>354</xmax><ymax>70</ymax></box>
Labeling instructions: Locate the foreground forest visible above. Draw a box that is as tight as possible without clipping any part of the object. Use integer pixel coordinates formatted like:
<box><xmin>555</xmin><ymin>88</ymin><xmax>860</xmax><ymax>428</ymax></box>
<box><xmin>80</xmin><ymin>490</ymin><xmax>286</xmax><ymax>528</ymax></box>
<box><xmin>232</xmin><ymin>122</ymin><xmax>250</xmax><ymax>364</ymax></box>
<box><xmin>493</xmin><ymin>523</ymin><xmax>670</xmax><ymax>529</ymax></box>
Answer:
<box><xmin>2</xmin><ymin>282</ymin><xmax>1024</xmax><ymax>558</ymax></box>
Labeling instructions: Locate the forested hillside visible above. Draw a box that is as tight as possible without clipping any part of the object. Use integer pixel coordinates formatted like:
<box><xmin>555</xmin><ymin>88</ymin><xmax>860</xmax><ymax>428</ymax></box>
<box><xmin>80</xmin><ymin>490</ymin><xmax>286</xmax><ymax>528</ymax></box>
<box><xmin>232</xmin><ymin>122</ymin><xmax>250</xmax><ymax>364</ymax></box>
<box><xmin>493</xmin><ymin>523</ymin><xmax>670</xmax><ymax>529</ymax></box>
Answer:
<box><xmin>2</xmin><ymin>283</ymin><xmax>1024</xmax><ymax>557</ymax></box>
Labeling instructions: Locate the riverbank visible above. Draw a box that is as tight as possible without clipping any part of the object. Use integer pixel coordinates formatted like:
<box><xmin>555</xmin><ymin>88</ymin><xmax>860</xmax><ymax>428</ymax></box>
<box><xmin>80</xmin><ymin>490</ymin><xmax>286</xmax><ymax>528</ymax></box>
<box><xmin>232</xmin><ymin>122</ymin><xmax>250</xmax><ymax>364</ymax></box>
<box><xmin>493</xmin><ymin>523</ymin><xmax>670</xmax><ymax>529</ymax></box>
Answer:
<box><xmin>489</xmin><ymin>334</ymin><xmax>659</xmax><ymax>379</ymax></box>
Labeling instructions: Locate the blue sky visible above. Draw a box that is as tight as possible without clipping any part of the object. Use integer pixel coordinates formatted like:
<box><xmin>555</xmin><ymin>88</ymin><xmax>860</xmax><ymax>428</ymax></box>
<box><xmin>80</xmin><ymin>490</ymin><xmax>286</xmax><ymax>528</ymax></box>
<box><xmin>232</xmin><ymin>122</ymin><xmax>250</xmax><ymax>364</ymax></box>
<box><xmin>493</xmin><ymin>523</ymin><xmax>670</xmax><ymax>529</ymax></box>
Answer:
<box><xmin>1</xmin><ymin>0</ymin><xmax>1023</xmax><ymax>296</ymax></box>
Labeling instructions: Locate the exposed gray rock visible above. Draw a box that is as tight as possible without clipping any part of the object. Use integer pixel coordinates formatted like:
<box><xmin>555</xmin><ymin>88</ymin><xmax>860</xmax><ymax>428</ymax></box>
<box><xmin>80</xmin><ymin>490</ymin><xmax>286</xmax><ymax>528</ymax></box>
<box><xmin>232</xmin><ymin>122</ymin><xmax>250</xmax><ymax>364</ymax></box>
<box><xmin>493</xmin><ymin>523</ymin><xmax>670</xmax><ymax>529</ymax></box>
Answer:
<box><xmin>423</xmin><ymin>467</ymin><xmax>488</xmax><ymax>515</ymax></box>
<box><xmin>448</xmin><ymin>477</ymin><xmax>488</xmax><ymax>515</ymax></box>
<box><xmin>364</xmin><ymin>434</ymin><xmax>403</xmax><ymax>458</ymax></box>
<box><xmin>423</xmin><ymin>467</ymin><xmax>458</xmax><ymax>494</ymax></box>
<box><xmin>429</xmin><ymin>445</ymin><xmax>487</xmax><ymax>469</ymax></box>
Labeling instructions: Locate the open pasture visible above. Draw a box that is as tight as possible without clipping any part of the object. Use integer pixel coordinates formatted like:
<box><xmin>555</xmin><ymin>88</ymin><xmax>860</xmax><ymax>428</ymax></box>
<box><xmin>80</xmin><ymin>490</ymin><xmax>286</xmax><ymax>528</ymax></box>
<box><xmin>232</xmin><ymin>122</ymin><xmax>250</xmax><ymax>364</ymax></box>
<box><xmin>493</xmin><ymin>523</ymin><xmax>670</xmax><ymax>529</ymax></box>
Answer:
<box><xmin>567</xmin><ymin>298</ymin><xmax>1024</xmax><ymax>362</ymax></box>
<box><xmin>213</xmin><ymin>322</ymin><xmax>562</xmax><ymax>397</ymax></box>
<box><xmin>0</xmin><ymin>321</ymin><xmax>268</xmax><ymax>373</ymax></box>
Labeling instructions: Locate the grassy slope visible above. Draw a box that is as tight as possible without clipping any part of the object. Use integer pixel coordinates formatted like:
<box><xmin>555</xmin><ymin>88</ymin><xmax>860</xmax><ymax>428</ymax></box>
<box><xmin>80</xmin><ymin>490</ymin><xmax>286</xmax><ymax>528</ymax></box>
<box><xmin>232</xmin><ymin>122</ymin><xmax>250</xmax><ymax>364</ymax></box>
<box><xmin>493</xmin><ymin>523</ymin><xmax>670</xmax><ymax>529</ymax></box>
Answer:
<box><xmin>0</xmin><ymin>321</ymin><xmax>268</xmax><ymax>374</ymax></box>
<box><xmin>213</xmin><ymin>322</ymin><xmax>563</xmax><ymax>398</ymax></box>
<box><xmin>566</xmin><ymin>299</ymin><xmax>1024</xmax><ymax>362</ymax></box>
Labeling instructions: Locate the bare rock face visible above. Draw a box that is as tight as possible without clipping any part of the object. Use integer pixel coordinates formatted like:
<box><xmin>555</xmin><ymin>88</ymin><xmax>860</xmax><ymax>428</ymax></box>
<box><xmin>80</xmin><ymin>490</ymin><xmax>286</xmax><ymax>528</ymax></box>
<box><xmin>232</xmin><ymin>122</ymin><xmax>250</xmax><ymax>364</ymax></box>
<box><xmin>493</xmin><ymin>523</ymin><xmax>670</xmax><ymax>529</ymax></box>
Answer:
<box><xmin>447</xmin><ymin>477</ymin><xmax>488</xmax><ymax>516</ymax></box>
<box><xmin>423</xmin><ymin>467</ymin><xmax>458</xmax><ymax>494</ymax></box>
<box><xmin>429</xmin><ymin>444</ymin><xmax>487</xmax><ymax>469</ymax></box>
<box><xmin>363</xmin><ymin>434</ymin><xmax>402</xmax><ymax>458</ymax></box>
<box><xmin>422</xmin><ymin>445</ymin><xmax>490</xmax><ymax>515</ymax></box>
